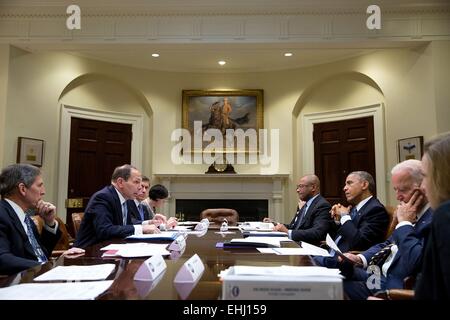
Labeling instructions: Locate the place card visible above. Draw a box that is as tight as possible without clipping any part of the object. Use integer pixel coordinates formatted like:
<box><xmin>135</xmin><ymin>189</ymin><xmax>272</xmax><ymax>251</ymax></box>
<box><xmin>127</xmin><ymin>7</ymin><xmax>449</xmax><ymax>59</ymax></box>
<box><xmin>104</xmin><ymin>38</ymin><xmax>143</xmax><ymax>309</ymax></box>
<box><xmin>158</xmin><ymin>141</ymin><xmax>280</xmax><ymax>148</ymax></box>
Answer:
<box><xmin>133</xmin><ymin>254</ymin><xmax>167</xmax><ymax>281</ymax></box>
<box><xmin>173</xmin><ymin>254</ymin><xmax>205</xmax><ymax>283</ymax></box>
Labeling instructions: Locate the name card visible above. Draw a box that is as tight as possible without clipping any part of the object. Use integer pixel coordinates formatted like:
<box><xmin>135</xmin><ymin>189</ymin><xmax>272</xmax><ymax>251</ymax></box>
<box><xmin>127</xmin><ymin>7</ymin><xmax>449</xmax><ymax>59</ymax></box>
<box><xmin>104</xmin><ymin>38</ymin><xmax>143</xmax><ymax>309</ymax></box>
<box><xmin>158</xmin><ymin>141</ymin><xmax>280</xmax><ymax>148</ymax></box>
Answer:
<box><xmin>134</xmin><ymin>254</ymin><xmax>167</xmax><ymax>281</ymax></box>
<box><xmin>174</xmin><ymin>253</ymin><xmax>205</xmax><ymax>283</ymax></box>
<box><xmin>134</xmin><ymin>269</ymin><xmax>166</xmax><ymax>298</ymax></box>
<box><xmin>168</xmin><ymin>234</ymin><xmax>187</xmax><ymax>251</ymax></box>
<box><xmin>170</xmin><ymin>246</ymin><xmax>186</xmax><ymax>260</ymax></box>
<box><xmin>194</xmin><ymin>218</ymin><xmax>210</xmax><ymax>231</ymax></box>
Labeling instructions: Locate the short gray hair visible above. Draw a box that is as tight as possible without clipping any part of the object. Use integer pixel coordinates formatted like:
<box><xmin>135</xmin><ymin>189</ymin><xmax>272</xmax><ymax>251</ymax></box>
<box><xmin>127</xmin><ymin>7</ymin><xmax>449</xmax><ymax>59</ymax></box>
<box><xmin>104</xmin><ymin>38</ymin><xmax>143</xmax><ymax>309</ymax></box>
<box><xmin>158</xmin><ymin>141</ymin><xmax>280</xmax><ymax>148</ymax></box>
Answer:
<box><xmin>349</xmin><ymin>171</ymin><xmax>376</xmax><ymax>195</ymax></box>
<box><xmin>391</xmin><ymin>159</ymin><xmax>423</xmax><ymax>185</ymax></box>
<box><xmin>0</xmin><ymin>164</ymin><xmax>41</xmax><ymax>198</ymax></box>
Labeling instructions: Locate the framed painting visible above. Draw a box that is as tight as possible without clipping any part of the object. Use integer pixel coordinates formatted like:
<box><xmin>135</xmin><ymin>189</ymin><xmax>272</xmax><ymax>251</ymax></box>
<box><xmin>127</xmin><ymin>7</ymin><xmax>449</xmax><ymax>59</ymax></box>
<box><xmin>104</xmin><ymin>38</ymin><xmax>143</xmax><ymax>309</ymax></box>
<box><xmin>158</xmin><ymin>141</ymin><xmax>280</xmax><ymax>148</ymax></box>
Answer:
<box><xmin>398</xmin><ymin>136</ymin><xmax>423</xmax><ymax>162</ymax></box>
<box><xmin>17</xmin><ymin>137</ymin><xmax>44</xmax><ymax>167</ymax></box>
<box><xmin>182</xmin><ymin>89</ymin><xmax>263</xmax><ymax>153</ymax></box>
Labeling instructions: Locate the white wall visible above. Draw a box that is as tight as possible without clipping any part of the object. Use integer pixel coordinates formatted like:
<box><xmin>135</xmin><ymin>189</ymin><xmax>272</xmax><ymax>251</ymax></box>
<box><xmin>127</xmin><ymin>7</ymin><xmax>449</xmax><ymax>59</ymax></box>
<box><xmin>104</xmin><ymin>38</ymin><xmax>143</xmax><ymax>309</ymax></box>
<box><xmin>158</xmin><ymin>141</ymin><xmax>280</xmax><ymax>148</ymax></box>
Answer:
<box><xmin>2</xmin><ymin>41</ymin><xmax>449</xmax><ymax>222</ymax></box>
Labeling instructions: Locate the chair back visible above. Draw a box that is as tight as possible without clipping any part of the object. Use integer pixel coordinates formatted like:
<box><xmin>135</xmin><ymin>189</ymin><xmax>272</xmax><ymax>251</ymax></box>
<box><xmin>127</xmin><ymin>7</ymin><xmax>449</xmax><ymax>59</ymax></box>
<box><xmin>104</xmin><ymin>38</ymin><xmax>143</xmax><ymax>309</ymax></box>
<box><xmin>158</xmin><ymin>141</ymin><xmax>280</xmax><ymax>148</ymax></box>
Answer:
<box><xmin>31</xmin><ymin>215</ymin><xmax>72</xmax><ymax>253</ymax></box>
<box><xmin>72</xmin><ymin>212</ymin><xmax>85</xmax><ymax>237</ymax></box>
<box><xmin>200</xmin><ymin>208</ymin><xmax>239</xmax><ymax>225</ymax></box>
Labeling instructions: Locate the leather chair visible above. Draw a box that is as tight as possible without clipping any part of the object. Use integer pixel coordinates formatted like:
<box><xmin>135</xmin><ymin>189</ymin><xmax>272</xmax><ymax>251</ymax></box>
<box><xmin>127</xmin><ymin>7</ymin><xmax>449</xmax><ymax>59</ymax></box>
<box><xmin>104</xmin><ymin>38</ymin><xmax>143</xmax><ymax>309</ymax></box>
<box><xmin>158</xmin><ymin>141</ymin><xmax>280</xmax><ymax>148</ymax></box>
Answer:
<box><xmin>385</xmin><ymin>205</ymin><xmax>397</xmax><ymax>240</ymax></box>
<box><xmin>200</xmin><ymin>208</ymin><xmax>239</xmax><ymax>225</ymax></box>
<box><xmin>373</xmin><ymin>276</ymin><xmax>415</xmax><ymax>300</ymax></box>
<box><xmin>71</xmin><ymin>212</ymin><xmax>84</xmax><ymax>237</ymax></box>
<box><xmin>31</xmin><ymin>215</ymin><xmax>73</xmax><ymax>257</ymax></box>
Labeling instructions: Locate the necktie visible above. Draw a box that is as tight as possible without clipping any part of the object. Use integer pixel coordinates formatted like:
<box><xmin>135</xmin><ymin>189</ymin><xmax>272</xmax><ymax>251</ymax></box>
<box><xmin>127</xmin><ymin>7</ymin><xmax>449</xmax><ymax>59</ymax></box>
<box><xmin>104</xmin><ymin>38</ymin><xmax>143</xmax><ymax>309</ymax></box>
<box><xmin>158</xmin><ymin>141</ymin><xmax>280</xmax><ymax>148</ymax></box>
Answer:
<box><xmin>294</xmin><ymin>205</ymin><xmax>307</xmax><ymax>229</ymax></box>
<box><xmin>24</xmin><ymin>215</ymin><xmax>48</xmax><ymax>263</ymax></box>
<box><xmin>122</xmin><ymin>202</ymin><xmax>128</xmax><ymax>225</ymax></box>
<box><xmin>369</xmin><ymin>243</ymin><xmax>395</xmax><ymax>267</ymax></box>
<box><xmin>138</xmin><ymin>203</ymin><xmax>145</xmax><ymax>221</ymax></box>
<box><xmin>350</xmin><ymin>207</ymin><xmax>358</xmax><ymax>220</ymax></box>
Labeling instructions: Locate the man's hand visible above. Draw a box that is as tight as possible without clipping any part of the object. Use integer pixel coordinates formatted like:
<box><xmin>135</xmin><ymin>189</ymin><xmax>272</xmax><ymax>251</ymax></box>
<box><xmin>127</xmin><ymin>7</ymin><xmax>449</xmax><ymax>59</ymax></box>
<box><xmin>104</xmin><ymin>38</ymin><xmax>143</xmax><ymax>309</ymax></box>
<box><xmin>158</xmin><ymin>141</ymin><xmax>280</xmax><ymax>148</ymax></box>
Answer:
<box><xmin>341</xmin><ymin>252</ymin><xmax>363</xmax><ymax>265</ymax></box>
<box><xmin>330</xmin><ymin>203</ymin><xmax>351</xmax><ymax>219</ymax></box>
<box><xmin>263</xmin><ymin>217</ymin><xmax>273</xmax><ymax>223</ymax></box>
<box><xmin>397</xmin><ymin>189</ymin><xmax>424</xmax><ymax>223</ymax></box>
<box><xmin>62</xmin><ymin>247</ymin><xmax>85</xmax><ymax>259</ymax></box>
<box><xmin>149</xmin><ymin>213</ymin><xmax>167</xmax><ymax>226</ymax></box>
<box><xmin>298</xmin><ymin>200</ymin><xmax>306</xmax><ymax>210</ymax></box>
<box><xmin>166</xmin><ymin>217</ymin><xmax>178</xmax><ymax>229</ymax></box>
<box><xmin>143</xmin><ymin>224</ymin><xmax>161</xmax><ymax>234</ymax></box>
<box><xmin>274</xmin><ymin>224</ymin><xmax>288</xmax><ymax>233</ymax></box>
<box><xmin>36</xmin><ymin>200</ymin><xmax>57</xmax><ymax>226</ymax></box>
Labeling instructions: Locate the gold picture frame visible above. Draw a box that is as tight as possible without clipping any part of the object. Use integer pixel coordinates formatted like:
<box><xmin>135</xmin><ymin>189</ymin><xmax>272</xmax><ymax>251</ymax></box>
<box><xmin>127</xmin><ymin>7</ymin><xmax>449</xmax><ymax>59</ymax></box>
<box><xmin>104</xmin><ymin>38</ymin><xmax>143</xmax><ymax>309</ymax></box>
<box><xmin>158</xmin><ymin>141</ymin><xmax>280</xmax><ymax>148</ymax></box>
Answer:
<box><xmin>182</xmin><ymin>89</ymin><xmax>263</xmax><ymax>153</ymax></box>
<box><xmin>17</xmin><ymin>137</ymin><xmax>44</xmax><ymax>167</ymax></box>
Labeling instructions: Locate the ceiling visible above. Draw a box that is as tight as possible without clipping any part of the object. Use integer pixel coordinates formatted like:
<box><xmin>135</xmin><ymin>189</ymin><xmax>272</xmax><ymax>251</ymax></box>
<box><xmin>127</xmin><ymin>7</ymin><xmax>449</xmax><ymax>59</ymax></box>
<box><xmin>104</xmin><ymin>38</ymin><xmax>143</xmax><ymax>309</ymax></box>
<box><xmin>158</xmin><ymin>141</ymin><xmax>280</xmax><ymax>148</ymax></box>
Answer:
<box><xmin>3</xmin><ymin>0</ymin><xmax>441</xmax><ymax>73</ymax></box>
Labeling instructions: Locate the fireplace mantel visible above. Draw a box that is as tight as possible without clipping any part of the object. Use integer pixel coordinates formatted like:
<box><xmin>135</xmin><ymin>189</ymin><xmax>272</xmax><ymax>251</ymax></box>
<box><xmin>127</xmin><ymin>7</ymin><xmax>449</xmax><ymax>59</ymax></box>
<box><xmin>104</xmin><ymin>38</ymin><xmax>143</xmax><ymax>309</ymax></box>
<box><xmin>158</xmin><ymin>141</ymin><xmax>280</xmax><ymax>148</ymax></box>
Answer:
<box><xmin>153</xmin><ymin>173</ymin><xmax>289</xmax><ymax>222</ymax></box>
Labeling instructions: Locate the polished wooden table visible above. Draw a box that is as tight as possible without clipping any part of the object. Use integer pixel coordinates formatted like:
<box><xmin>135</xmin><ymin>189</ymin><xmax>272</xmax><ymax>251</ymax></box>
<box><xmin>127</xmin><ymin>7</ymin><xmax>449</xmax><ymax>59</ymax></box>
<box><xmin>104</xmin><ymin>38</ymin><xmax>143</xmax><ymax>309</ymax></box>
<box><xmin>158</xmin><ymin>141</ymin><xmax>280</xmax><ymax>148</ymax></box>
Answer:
<box><xmin>0</xmin><ymin>229</ymin><xmax>314</xmax><ymax>300</ymax></box>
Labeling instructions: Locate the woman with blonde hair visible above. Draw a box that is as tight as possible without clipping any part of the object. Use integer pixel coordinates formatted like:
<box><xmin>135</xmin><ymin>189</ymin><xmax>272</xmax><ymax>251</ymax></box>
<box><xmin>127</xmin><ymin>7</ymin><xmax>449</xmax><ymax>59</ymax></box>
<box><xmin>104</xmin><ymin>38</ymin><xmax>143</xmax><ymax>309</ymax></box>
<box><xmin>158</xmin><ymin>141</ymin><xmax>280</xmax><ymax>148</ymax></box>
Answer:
<box><xmin>415</xmin><ymin>132</ymin><xmax>450</xmax><ymax>299</ymax></box>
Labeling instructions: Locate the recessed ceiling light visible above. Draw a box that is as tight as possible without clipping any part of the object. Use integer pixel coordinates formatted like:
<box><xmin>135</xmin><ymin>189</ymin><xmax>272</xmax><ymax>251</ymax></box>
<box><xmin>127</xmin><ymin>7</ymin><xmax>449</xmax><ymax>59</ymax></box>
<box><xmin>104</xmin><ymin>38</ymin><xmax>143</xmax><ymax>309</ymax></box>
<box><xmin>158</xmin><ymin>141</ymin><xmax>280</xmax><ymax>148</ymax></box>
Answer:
<box><xmin>151</xmin><ymin>53</ymin><xmax>160</xmax><ymax>58</ymax></box>
<box><xmin>218</xmin><ymin>60</ymin><xmax>226</xmax><ymax>66</ymax></box>
<box><xmin>284</xmin><ymin>52</ymin><xmax>293</xmax><ymax>57</ymax></box>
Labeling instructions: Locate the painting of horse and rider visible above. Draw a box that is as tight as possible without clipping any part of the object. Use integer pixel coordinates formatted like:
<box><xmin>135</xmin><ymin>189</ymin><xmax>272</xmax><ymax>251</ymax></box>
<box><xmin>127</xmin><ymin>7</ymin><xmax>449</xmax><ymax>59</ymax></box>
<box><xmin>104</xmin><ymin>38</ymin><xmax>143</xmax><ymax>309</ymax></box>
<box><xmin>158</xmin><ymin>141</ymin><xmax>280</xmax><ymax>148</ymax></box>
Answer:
<box><xmin>182</xmin><ymin>89</ymin><xmax>263</xmax><ymax>152</ymax></box>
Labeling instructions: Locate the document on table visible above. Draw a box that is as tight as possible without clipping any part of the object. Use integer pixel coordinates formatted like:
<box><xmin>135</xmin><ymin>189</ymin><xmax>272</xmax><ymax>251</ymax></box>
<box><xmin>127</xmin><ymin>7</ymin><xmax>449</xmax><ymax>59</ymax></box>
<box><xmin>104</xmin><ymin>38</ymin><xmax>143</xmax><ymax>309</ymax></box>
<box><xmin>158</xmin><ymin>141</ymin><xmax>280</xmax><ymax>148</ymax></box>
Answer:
<box><xmin>100</xmin><ymin>243</ymin><xmax>170</xmax><ymax>258</ymax></box>
<box><xmin>34</xmin><ymin>264</ymin><xmax>116</xmax><ymax>281</ymax></box>
<box><xmin>126</xmin><ymin>231</ymin><xmax>179</xmax><ymax>241</ymax></box>
<box><xmin>227</xmin><ymin>265</ymin><xmax>342</xmax><ymax>278</ymax></box>
<box><xmin>271</xmin><ymin>242</ymin><xmax>332</xmax><ymax>256</ymax></box>
<box><xmin>225</xmin><ymin>236</ymin><xmax>291</xmax><ymax>248</ymax></box>
<box><xmin>0</xmin><ymin>281</ymin><xmax>114</xmax><ymax>300</ymax></box>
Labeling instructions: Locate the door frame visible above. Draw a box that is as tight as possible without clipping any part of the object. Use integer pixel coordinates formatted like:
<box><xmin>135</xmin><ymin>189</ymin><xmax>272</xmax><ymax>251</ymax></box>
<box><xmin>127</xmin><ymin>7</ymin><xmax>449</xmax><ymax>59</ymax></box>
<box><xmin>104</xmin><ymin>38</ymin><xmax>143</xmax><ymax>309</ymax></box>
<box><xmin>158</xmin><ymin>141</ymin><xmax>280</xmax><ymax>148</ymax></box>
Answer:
<box><xmin>57</xmin><ymin>104</ymin><xmax>144</xmax><ymax>221</ymax></box>
<box><xmin>302</xmin><ymin>103</ymin><xmax>386</xmax><ymax>204</ymax></box>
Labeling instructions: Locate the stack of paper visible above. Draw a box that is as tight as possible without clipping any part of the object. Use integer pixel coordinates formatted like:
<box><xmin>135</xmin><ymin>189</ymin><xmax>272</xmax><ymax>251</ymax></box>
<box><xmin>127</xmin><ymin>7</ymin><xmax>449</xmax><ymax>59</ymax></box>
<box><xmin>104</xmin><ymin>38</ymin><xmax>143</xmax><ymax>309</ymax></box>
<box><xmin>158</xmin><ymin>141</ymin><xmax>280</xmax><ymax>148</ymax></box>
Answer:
<box><xmin>220</xmin><ymin>266</ymin><xmax>343</xmax><ymax>300</ymax></box>
<box><xmin>126</xmin><ymin>231</ymin><xmax>179</xmax><ymax>241</ymax></box>
<box><xmin>257</xmin><ymin>242</ymin><xmax>331</xmax><ymax>256</ymax></box>
<box><xmin>238</xmin><ymin>222</ymin><xmax>274</xmax><ymax>231</ymax></box>
<box><xmin>0</xmin><ymin>281</ymin><xmax>114</xmax><ymax>300</ymax></box>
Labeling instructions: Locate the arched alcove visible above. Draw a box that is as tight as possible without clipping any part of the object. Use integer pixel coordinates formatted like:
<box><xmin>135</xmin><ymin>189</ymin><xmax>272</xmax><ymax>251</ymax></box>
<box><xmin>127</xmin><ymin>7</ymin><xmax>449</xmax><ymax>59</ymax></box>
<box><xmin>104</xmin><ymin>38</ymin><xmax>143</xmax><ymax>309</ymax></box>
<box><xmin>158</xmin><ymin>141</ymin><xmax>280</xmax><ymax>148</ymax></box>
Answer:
<box><xmin>289</xmin><ymin>72</ymin><xmax>387</xmax><ymax>218</ymax></box>
<box><xmin>56</xmin><ymin>73</ymin><xmax>153</xmax><ymax>221</ymax></box>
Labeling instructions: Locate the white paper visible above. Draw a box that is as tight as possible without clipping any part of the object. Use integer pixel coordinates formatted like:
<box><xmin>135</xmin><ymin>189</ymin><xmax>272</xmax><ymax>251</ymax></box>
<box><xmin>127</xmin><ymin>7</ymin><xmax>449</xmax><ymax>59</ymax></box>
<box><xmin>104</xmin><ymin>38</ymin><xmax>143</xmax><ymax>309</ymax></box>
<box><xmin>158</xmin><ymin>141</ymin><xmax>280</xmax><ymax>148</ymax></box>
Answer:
<box><xmin>171</xmin><ymin>226</ymin><xmax>192</xmax><ymax>231</ymax></box>
<box><xmin>34</xmin><ymin>264</ymin><xmax>116</xmax><ymax>282</ymax></box>
<box><xmin>126</xmin><ymin>231</ymin><xmax>179</xmax><ymax>240</ymax></box>
<box><xmin>0</xmin><ymin>281</ymin><xmax>114</xmax><ymax>300</ymax></box>
<box><xmin>272</xmin><ymin>242</ymin><xmax>331</xmax><ymax>256</ymax></box>
<box><xmin>239</xmin><ymin>222</ymin><xmax>275</xmax><ymax>232</ymax></box>
<box><xmin>101</xmin><ymin>243</ymin><xmax>170</xmax><ymax>258</ymax></box>
<box><xmin>256</xmin><ymin>248</ymin><xmax>277</xmax><ymax>254</ymax></box>
<box><xmin>229</xmin><ymin>236</ymin><xmax>291</xmax><ymax>248</ymax></box>
<box><xmin>326</xmin><ymin>233</ymin><xmax>341</xmax><ymax>254</ymax></box>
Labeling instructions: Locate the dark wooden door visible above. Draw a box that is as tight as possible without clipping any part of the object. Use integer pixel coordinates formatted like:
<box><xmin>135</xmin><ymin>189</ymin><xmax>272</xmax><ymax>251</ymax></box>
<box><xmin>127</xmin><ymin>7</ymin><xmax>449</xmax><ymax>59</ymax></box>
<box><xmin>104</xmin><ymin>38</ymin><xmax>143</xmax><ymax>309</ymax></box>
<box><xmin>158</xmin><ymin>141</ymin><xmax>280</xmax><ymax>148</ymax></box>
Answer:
<box><xmin>67</xmin><ymin>117</ymin><xmax>132</xmax><ymax>234</ymax></box>
<box><xmin>313</xmin><ymin>116</ymin><xmax>375</xmax><ymax>205</ymax></box>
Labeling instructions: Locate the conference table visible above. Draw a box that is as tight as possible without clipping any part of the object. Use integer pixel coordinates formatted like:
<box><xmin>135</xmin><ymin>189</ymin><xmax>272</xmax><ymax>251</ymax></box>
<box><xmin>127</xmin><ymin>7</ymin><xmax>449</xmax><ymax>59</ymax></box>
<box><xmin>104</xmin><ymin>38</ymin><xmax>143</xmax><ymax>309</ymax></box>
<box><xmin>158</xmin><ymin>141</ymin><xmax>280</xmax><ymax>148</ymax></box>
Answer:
<box><xmin>0</xmin><ymin>227</ymin><xmax>314</xmax><ymax>300</ymax></box>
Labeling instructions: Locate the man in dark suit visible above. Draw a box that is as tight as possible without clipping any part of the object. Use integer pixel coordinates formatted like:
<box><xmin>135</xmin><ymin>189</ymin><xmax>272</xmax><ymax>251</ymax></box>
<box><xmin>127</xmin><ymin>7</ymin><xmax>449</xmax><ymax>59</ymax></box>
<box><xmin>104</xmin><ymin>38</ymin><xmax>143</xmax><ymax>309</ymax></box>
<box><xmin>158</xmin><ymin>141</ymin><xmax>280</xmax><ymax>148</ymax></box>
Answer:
<box><xmin>0</xmin><ymin>164</ymin><xmax>61</xmax><ymax>275</ymax></box>
<box><xmin>128</xmin><ymin>175</ymin><xmax>151</xmax><ymax>224</ymax></box>
<box><xmin>74</xmin><ymin>164</ymin><xmax>160</xmax><ymax>249</ymax></box>
<box><xmin>269</xmin><ymin>174</ymin><xmax>333</xmax><ymax>245</ymax></box>
<box><xmin>315</xmin><ymin>171</ymin><xmax>389</xmax><ymax>267</ymax></box>
<box><xmin>340</xmin><ymin>160</ymin><xmax>432</xmax><ymax>299</ymax></box>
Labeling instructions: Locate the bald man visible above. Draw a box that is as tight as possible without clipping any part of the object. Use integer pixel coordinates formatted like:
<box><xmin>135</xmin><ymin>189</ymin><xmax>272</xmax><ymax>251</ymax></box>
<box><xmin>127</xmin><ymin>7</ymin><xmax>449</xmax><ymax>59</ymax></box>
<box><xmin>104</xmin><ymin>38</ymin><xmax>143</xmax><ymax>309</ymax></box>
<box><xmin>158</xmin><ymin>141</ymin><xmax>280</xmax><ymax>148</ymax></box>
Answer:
<box><xmin>269</xmin><ymin>175</ymin><xmax>333</xmax><ymax>245</ymax></box>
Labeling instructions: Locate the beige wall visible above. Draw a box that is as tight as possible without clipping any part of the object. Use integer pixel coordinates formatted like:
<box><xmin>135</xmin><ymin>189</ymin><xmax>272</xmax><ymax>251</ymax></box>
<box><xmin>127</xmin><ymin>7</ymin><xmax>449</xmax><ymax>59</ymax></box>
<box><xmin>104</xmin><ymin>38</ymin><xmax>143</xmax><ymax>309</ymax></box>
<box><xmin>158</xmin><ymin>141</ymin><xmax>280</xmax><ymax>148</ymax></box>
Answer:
<box><xmin>0</xmin><ymin>44</ymin><xmax>9</xmax><ymax>169</ymax></box>
<box><xmin>2</xmin><ymin>41</ymin><xmax>449</xmax><ymax>222</ymax></box>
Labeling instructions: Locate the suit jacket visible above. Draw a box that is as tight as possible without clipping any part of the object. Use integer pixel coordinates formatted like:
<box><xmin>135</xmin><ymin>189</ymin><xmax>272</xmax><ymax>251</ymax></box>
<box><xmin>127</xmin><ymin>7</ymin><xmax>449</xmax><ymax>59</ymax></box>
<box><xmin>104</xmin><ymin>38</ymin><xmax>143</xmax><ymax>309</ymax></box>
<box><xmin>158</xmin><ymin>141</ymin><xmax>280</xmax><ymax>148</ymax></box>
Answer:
<box><xmin>336</xmin><ymin>197</ymin><xmax>389</xmax><ymax>252</ymax></box>
<box><xmin>127</xmin><ymin>200</ymin><xmax>150</xmax><ymax>225</ymax></box>
<box><xmin>416</xmin><ymin>200</ymin><xmax>450</xmax><ymax>300</ymax></box>
<box><xmin>74</xmin><ymin>185</ymin><xmax>135</xmax><ymax>248</ymax></box>
<box><xmin>0</xmin><ymin>199</ymin><xmax>61</xmax><ymax>275</ymax></box>
<box><xmin>286</xmin><ymin>195</ymin><xmax>333</xmax><ymax>245</ymax></box>
<box><xmin>359</xmin><ymin>207</ymin><xmax>432</xmax><ymax>290</ymax></box>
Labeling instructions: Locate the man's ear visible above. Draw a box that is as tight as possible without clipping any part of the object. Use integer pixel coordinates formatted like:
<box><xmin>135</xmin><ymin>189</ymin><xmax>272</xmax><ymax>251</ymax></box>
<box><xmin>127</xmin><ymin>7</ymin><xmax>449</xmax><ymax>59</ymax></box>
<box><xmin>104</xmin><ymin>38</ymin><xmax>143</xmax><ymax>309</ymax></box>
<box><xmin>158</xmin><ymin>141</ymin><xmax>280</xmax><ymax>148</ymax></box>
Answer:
<box><xmin>17</xmin><ymin>183</ymin><xmax>27</xmax><ymax>196</ymax></box>
<box><xmin>361</xmin><ymin>180</ymin><xmax>369</xmax><ymax>191</ymax></box>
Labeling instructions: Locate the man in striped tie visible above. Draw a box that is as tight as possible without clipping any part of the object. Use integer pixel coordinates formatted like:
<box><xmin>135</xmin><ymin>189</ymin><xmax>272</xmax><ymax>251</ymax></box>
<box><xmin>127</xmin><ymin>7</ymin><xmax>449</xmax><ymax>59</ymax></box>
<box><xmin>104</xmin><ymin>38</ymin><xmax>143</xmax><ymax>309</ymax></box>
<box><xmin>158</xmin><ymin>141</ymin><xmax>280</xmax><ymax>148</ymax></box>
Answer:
<box><xmin>0</xmin><ymin>164</ymin><xmax>62</xmax><ymax>275</ymax></box>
